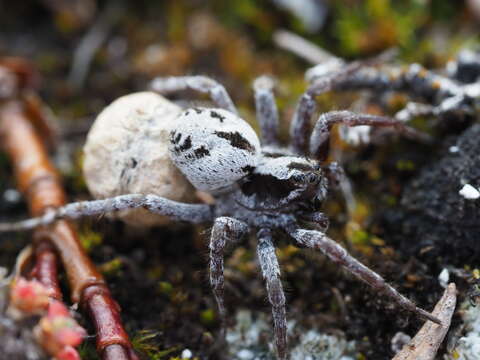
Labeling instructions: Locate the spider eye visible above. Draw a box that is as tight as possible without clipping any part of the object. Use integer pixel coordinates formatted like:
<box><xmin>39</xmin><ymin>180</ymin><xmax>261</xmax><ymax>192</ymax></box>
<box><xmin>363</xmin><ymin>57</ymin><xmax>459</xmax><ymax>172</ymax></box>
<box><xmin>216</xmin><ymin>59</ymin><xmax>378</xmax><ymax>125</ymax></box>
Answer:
<box><xmin>307</xmin><ymin>173</ymin><xmax>318</xmax><ymax>183</ymax></box>
<box><xmin>291</xmin><ymin>174</ymin><xmax>304</xmax><ymax>183</ymax></box>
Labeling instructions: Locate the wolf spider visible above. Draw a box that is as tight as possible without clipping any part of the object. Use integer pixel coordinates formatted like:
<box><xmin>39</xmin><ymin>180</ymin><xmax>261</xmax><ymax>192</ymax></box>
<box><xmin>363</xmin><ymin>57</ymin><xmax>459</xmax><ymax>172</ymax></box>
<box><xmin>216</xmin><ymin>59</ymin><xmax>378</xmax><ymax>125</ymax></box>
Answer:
<box><xmin>0</xmin><ymin>70</ymin><xmax>440</xmax><ymax>359</ymax></box>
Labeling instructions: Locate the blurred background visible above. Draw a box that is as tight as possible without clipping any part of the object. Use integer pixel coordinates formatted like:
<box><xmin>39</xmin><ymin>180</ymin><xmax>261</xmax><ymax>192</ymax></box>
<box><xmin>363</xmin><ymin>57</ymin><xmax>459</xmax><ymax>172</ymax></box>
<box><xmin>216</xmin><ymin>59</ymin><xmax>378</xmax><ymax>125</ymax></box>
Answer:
<box><xmin>1</xmin><ymin>1</ymin><xmax>479</xmax><ymax>359</ymax></box>
<box><xmin>1</xmin><ymin>0</ymin><xmax>477</xmax><ymax>121</ymax></box>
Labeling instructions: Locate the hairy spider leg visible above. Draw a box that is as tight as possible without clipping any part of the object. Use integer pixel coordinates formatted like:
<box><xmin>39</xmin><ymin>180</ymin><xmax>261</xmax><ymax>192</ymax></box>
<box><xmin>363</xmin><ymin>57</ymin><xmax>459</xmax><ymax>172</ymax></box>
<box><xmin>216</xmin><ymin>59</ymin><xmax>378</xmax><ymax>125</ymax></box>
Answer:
<box><xmin>297</xmin><ymin>211</ymin><xmax>330</xmax><ymax>232</ymax></box>
<box><xmin>253</xmin><ymin>76</ymin><xmax>280</xmax><ymax>146</ymax></box>
<box><xmin>307</xmin><ymin>64</ymin><xmax>471</xmax><ymax>120</ymax></box>
<box><xmin>0</xmin><ymin>194</ymin><xmax>214</xmax><ymax>232</ymax></box>
<box><xmin>209</xmin><ymin>217</ymin><xmax>249</xmax><ymax>339</ymax></box>
<box><xmin>257</xmin><ymin>229</ymin><xmax>288</xmax><ymax>360</ymax></box>
<box><xmin>312</xmin><ymin>64</ymin><xmax>462</xmax><ymax>102</ymax></box>
<box><xmin>323</xmin><ymin>161</ymin><xmax>356</xmax><ymax>214</ymax></box>
<box><xmin>289</xmin><ymin>91</ymin><xmax>316</xmax><ymax>155</ymax></box>
<box><xmin>309</xmin><ymin>110</ymin><xmax>432</xmax><ymax>161</ymax></box>
<box><xmin>290</xmin><ymin>228</ymin><xmax>442</xmax><ymax>325</ymax></box>
<box><xmin>289</xmin><ymin>60</ymin><xmax>380</xmax><ymax>155</ymax></box>
<box><xmin>395</xmin><ymin>102</ymin><xmax>438</xmax><ymax>122</ymax></box>
<box><xmin>150</xmin><ymin>75</ymin><xmax>237</xmax><ymax>114</ymax></box>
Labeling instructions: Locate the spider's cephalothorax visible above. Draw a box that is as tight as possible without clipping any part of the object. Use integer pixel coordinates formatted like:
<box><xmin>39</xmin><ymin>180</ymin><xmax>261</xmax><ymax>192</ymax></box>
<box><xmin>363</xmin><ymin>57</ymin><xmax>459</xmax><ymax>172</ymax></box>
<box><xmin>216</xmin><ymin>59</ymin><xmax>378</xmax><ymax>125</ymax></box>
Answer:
<box><xmin>0</xmin><ymin>75</ymin><xmax>441</xmax><ymax>359</ymax></box>
<box><xmin>235</xmin><ymin>152</ymin><xmax>328</xmax><ymax>213</ymax></box>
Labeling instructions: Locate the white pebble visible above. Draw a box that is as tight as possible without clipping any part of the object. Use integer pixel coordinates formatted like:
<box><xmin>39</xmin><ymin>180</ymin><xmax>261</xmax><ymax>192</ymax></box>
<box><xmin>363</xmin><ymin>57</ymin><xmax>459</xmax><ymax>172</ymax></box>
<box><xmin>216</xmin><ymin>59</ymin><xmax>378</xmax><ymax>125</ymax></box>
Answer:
<box><xmin>0</xmin><ymin>267</ymin><xmax>7</xmax><ymax>279</ymax></box>
<box><xmin>339</xmin><ymin>125</ymin><xmax>371</xmax><ymax>146</ymax></box>
<box><xmin>391</xmin><ymin>332</ymin><xmax>411</xmax><ymax>354</ymax></box>
<box><xmin>237</xmin><ymin>349</ymin><xmax>255</xmax><ymax>360</ymax></box>
<box><xmin>438</xmin><ymin>268</ymin><xmax>450</xmax><ymax>289</ymax></box>
<box><xmin>3</xmin><ymin>189</ymin><xmax>21</xmax><ymax>203</ymax></box>
<box><xmin>181</xmin><ymin>349</ymin><xmax>192</xmax><ymax>358</ymax></box>
<box><xmin>449</xmin><ymin>146</ymin><xmax>460</xmax><ymax>153</ymax></box>
<box><xmin>459</xmin><ymin>184</ymin><xmax>480</xmax><ymax>200</ymax></box>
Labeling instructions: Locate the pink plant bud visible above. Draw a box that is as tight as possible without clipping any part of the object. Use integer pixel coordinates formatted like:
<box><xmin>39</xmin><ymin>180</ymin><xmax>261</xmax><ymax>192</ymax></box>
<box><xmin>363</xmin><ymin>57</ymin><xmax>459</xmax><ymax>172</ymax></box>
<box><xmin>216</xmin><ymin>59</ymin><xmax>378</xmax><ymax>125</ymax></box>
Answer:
<box><xmin>36</xmin><ymin>301</ymin><xmax>86</xmax><ymax>357</ymax></box>
<box><xmin>53</xmin><ymin>326</ymin><xmax>85</xmax><ymax>347</ymax></box>
<box><xmin>10</xmin><ymin>277</ymin><xmax>49</xmax><ymax>314</ymax></box>
<box><xmin>48</xmin><ymin>300</ymin><xmax>70</xmax><ymax>318</ymax></box>
<box><xmin>55</xmin><ymin>346</ymin><xmax>81</xmax><ymax>360</ymax></box>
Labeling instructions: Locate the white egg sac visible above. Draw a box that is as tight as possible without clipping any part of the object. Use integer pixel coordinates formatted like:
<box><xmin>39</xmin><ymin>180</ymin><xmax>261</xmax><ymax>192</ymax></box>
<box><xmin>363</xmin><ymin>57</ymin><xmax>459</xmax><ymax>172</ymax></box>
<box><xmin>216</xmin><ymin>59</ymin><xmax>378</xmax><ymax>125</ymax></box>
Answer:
<box><xmin>83</xmin><ymin>92</ymin><xmax>196</xmax><ymax>226</ymax></box>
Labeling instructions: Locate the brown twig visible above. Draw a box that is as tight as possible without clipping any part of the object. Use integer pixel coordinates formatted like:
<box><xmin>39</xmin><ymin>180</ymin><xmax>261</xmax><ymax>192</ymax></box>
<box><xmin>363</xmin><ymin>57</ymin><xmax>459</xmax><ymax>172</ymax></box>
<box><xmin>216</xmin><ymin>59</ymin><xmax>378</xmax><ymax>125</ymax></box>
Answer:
<box><xmin>0</xmin><ymin>62</ymin><xmax>137</xmax><ymax>360</ymax></box>
<box><xmin>392</xmin><ymin>283</ymin><xmax>457</xmax><ymax>360</ymax></box>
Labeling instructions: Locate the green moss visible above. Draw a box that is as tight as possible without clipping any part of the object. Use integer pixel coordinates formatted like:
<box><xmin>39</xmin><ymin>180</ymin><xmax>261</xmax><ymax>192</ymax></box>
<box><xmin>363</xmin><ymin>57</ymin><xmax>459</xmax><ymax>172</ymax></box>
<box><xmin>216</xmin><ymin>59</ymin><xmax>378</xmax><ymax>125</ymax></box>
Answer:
<box><xmin>349</xmin><ymin>228</ymin><xmax>370</xmax><ymax>246</ymax></box>
<box><xmin>77</xmin><ymin>341</ymin><xmax>100</xmax><ymax>360</ymax></box>
<box><xmin>78</xmin><ymin>228</ymin><xmax>103</xmax><ymax>252</ymax></box>
<box><xmin>332</xmin><ymin>0</ymin><xmax>429</xmax><ymax>57</ymax></box>
<box><xmin>158</xmin><ymin>281</ymin><xmax>174</xmax><ymax>296</ymax></box>
<box><xmin>132</xmin><ymin>330</ymin><xmax>179</xmax><ymax>360</ymax></box>
<box><xmin>99</xmin><ymin>258</ymin><xmax>123</xmax><ymax>276</ymax></box>
<box><xmin>200</xmin><ymin>308</ymin><xmax>216</xmax><ymax>325</ymax></box>
<box><xmin>166</xmin><ymin>1</ymin><xmax>188</xmax><ymax>43</ymax></box>
<box><xmin>212</xmin><ymin>0</ymin><xmax>274</xmax><ymax>42</ymax></box>
<box><xmin>395</xmin><ymin>159</ymin><xmax>416</xmax><ymax>171</ymax></box>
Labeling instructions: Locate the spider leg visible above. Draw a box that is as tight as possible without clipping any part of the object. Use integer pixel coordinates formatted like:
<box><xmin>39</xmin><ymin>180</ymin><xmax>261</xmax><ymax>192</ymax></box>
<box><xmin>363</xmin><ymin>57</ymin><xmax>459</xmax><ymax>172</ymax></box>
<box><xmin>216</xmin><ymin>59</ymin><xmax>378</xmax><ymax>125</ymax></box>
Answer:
<box><xmin>289</xmin><ymin>92</ymin><xmax>316</xmax><ymax>155</ymax></box>
<box><xmin>395</xmin><ymin>102</ymin><xmax>437</xmax><ymax>122</ymax></box>
<box><xmin>289</xmin><ymin>228</ymin><xmax>442</xmax><ymax>325</ymax></box>
<box><xmin>0</xmin><ymin>194</ymin><xmax>214</xmax><ymax>232</ymax></box>
<box><xmin>253</xmin><ymin>76</ymin><xmax>280</xmax><ymax>146</ymax></box>
<box><xmin>209</xmin><ymin>217</ymin><xmax>249</xmax><ymax>339</ymax></box>
<box><xmin>309</xmin><ymin>110</ymin><xmax>432</xmax><ymax>161</ymax></box>
<box><xmin>394</xmin><ymin>98</ymin><xmax>472</xmax><ymax>124</ymax></box>
<box><xmin>308</xmin><ymin>63</ymin><xmax>462</xmax><ymax>101</ymax></box>
<box><xmin>289</xmin><ymin>60</ymin><xmax>378</xmax><ymax>155</ymax></box>
<box><xmin>323</xmin><ymin>162</ymin><xmax>356</xmax><ymax>214</ymax></box>
<box><xmin>257</xmin><ymin>229</ymin><xmax>288</xmax><ymax>360</ymax></box>
<box><xmin>150</xmin><ymin>75</ymin><xmax>237</xmax><ymax>114</ymax></box>
<box><xmin>297</xmin><ymin>212</ymin><xmax>330</xmax><ymax>232</ymax></box>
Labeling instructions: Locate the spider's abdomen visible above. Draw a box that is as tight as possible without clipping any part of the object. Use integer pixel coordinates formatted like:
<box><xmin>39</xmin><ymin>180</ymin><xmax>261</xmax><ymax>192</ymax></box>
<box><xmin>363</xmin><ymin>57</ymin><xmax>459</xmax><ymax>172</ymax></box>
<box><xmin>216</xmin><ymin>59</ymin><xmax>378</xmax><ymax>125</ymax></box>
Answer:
<box><xmin>169</xmin><ymin>108</ymin><xmax>260</xmax><ymax>192</ymax></box>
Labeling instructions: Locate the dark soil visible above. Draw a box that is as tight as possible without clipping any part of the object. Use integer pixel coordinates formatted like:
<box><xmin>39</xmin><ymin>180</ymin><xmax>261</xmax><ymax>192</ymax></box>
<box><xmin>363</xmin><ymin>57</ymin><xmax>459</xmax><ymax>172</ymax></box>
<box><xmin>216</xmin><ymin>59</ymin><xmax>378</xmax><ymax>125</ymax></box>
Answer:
<box><xmin>386</xmin><ymin>124</ymin><xmax>480</xmax><ymax>266</ymax></box>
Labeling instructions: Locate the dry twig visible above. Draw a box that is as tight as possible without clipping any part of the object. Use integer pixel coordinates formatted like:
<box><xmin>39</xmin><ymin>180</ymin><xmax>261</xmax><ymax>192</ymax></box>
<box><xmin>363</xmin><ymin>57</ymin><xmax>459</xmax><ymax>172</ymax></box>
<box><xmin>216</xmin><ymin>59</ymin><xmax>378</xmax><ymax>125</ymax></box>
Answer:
<box><xmin>392</xmin><ymin>283</ymin><xmax>457</xmax><ymax>360</ymax></box>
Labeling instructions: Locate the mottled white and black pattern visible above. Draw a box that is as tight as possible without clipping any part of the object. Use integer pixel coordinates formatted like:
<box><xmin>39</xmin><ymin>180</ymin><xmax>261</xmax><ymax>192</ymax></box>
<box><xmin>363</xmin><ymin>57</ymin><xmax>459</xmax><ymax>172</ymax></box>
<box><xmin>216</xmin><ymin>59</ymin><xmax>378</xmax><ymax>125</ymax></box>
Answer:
<box><xmin>0</xmin><ymin>74</ymin><xmax>441</xmax><ymax>360</ymax></box>
<box><xmin>235</xmin><ymin>153</ymin><xmax>328</xmax><ymax>211</ymax></box>
<box><xmin>169</xmin><ymin>107</ymin><xmax>260</xmax><ymax>192</ymax></box>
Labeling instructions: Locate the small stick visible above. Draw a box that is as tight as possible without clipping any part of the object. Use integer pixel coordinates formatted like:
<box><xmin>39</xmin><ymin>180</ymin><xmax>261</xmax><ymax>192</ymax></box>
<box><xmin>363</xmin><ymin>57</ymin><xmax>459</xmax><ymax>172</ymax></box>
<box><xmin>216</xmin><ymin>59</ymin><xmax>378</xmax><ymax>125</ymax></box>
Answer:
<box><xmin>273</xmin><ymin>29</ymin><xmax>341</xmax><ymax>65</ymax></box>
<box><xmin>392</xmin><ymin>283</ymin><xmax>457</xmax><ymax>360</ymax></box>
<box><xmin>68</xmin><ymin>1</ymin><xmax>124</xmax><ymax>90</ymax></box>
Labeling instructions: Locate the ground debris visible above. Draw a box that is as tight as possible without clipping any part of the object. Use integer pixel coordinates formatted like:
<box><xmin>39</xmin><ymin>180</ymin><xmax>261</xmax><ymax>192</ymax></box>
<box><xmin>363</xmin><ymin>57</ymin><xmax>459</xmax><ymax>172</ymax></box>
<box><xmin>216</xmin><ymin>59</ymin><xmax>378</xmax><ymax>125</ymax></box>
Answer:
<box><xmin>226</xmin><ymin>309</ymin><xmax>357</xmax><ymax>360</ymax></box>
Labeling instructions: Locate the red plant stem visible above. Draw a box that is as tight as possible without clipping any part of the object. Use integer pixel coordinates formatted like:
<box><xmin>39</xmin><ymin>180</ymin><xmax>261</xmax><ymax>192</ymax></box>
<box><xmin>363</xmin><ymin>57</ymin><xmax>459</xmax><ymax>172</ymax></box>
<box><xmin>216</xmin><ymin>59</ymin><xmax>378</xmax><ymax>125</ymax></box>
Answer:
<box><xmin>28</xmin><ymin>240</ymin><xmax>63</xmax><ymax>301</ymax></box>
<box><xmin>0</xmin><ymin>99</ymin><xmax>137</xmax><ymax>360</ymax></box>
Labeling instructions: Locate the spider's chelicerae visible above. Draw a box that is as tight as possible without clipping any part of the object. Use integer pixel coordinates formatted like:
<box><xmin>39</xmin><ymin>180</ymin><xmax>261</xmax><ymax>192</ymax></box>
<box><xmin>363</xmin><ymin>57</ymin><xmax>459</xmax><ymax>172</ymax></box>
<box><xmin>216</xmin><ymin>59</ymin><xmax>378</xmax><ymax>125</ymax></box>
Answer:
<box><xmin>0</xmin><ymin>73</ymin><xmax>441</xmax><ymax>359</ymax></box>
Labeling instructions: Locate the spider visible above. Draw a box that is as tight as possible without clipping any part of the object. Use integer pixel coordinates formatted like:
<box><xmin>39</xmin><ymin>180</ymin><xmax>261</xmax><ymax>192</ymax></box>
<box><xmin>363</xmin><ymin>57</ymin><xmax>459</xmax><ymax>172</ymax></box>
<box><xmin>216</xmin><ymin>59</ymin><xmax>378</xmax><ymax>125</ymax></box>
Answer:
<box><xmin>0</xmin><ymin>72</ymin><xmax>441</xmax><ymax>359</ymax></box>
